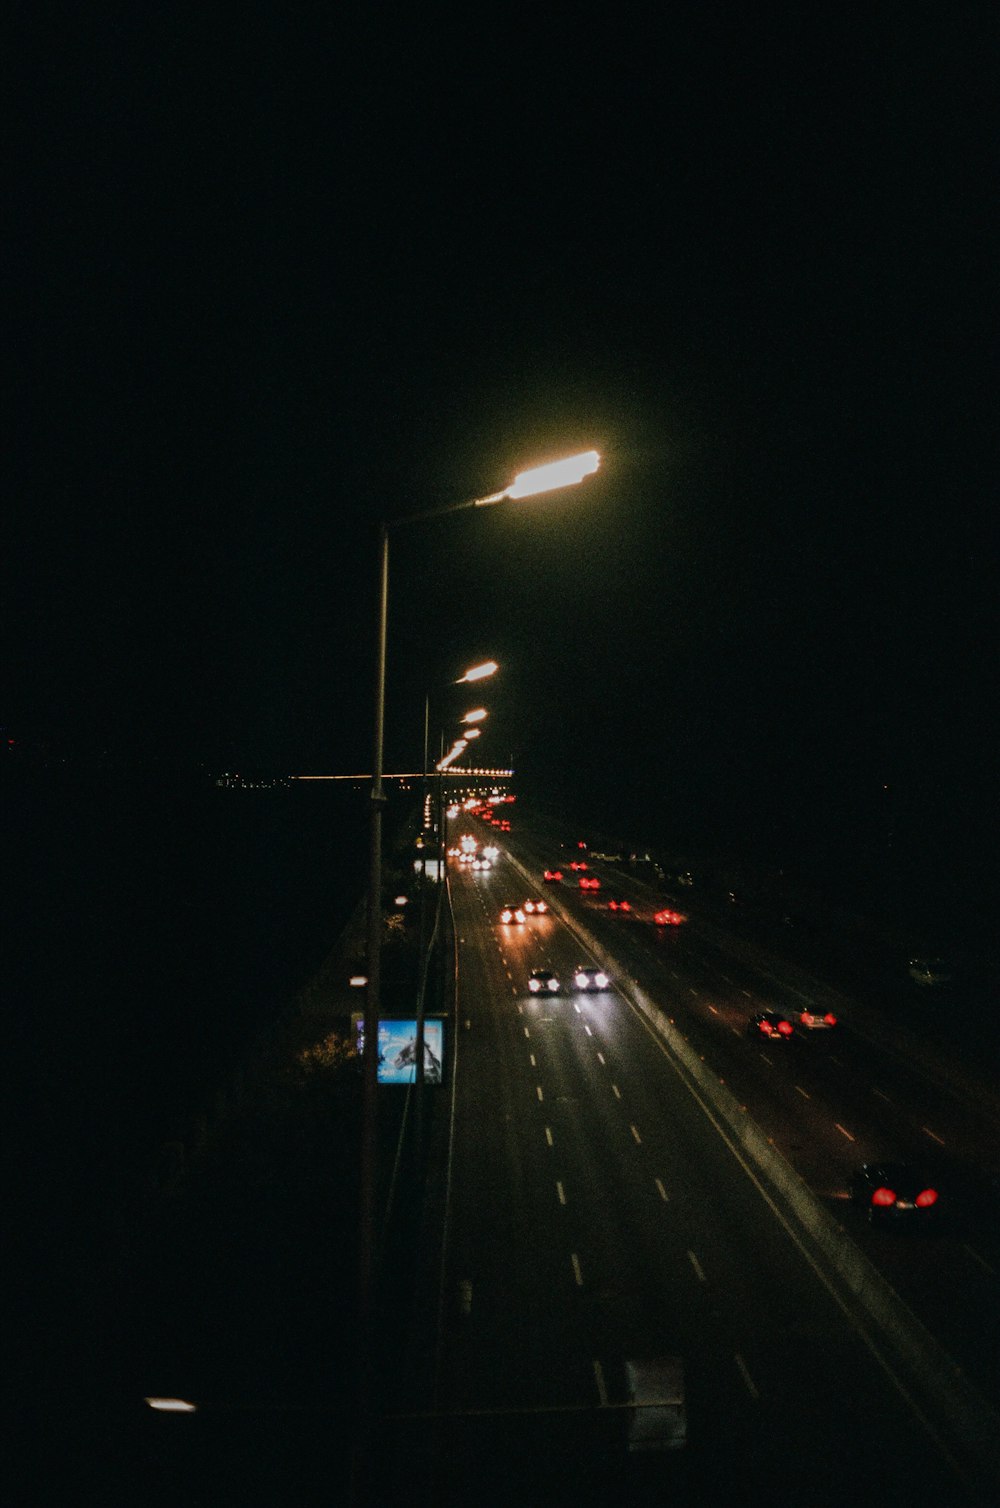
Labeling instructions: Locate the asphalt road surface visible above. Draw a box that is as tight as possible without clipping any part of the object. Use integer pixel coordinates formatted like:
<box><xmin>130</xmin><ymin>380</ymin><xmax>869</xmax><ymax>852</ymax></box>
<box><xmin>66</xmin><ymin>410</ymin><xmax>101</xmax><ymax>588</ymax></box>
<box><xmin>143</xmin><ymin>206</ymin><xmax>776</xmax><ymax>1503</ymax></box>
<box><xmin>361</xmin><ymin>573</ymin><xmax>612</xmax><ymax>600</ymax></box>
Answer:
<box><xmin>368</xmin><ymin>836</ymin><xmax>992</xmax><ymax>1506</ymax></box>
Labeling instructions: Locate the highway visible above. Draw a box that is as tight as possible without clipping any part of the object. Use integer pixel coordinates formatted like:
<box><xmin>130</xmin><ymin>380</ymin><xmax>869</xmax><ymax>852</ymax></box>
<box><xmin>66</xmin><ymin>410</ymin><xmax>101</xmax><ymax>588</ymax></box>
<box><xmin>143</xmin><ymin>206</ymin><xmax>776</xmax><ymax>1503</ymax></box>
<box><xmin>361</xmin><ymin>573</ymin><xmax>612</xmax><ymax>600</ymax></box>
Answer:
<box><xmin>371</xmin><ymin>823</ymin><xmax>997</xmax><ymax>1506</ymax></box>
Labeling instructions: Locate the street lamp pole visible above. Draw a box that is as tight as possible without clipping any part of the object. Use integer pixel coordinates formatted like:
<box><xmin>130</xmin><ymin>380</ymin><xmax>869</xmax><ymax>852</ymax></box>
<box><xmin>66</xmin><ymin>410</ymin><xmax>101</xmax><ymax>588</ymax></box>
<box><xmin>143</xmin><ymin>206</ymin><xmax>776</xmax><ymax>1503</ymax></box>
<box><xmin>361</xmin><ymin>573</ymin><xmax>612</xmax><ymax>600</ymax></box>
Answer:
<box><xmin>358</xmin><ymin>449</ymin><xmax>600</xmax><ymax>1432</ymax></box>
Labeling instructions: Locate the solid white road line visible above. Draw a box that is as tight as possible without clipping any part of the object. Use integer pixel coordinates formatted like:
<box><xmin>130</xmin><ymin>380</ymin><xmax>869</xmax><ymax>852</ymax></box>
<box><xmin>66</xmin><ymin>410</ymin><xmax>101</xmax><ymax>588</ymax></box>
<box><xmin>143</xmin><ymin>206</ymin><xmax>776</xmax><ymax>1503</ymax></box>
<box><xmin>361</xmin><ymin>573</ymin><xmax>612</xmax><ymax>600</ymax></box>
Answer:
<box><xmin>734</xmin><ymin>1352</ymin><xmax>759</xmax><ymax>1399</ymax></box>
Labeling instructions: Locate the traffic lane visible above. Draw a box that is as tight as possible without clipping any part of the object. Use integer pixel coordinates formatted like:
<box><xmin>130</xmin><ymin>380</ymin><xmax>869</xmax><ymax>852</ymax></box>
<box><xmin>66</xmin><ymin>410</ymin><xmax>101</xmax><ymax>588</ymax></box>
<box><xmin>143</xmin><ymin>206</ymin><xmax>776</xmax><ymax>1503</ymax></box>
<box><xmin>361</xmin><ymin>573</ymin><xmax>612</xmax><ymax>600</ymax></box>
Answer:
<box><xmin>443</xmin><ymin>871</ymin><xmax>600</xmax><ymax>1412</ymax></box>
<box><xmin>448</xmin><ymin>880</ymin><xmax>971</xmax><ymax>1503</ymax></box>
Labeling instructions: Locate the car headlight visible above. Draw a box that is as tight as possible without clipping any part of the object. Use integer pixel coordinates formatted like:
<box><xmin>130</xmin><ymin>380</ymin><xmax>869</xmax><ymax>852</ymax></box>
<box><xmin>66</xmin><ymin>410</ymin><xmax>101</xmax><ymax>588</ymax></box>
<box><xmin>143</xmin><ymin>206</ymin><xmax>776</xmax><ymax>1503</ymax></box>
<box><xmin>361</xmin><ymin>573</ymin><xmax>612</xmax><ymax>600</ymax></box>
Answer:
<box><xmin>575</xmin><ymin>972</ymin><xmax>589</xmax><ymax>988</ymax></box>
<box><xmin>595</xmin><ymin>973</ymin><xmax>609</xmax><ymax>988</ymax></box>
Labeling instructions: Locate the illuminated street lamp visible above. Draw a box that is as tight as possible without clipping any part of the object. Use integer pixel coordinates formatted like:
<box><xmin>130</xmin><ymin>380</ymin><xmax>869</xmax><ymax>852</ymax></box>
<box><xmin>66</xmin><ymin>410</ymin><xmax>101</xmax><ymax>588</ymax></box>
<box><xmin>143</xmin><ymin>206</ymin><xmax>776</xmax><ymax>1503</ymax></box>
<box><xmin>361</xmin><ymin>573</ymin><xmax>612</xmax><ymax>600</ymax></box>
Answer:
<box><xmin>360</xmin><ymin>449</ymin><xmax>601</xmax><ymax>1421</ymax></box>
<box><xmin>456</xmin><ymin>660</ymin><xmax>498</xmax><ymax>684</ymax></box>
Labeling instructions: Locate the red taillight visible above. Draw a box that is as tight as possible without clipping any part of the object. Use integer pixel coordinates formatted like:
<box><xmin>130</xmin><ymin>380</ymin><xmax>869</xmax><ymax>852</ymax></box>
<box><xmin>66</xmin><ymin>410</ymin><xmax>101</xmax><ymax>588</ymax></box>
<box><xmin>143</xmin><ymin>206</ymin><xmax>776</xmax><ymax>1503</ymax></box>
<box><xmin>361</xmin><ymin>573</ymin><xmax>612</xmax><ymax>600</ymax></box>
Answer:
<box><xmin>824</xmin><ymin>1013</ymin><xmax>837</xmax><ymax>1026</ymax></box>
<box><xmin>871</xmin><ymin>1186</ymin><xmax>896</xmax><ymax>1207</ymax></box>
<box><xmin>915</xmin><ymin>1187</ymin><xmax>938</xmax><ymax>1208</ymax></box>
<box><xmin>778</xmin><ymin>1020</ymin><xmax>793</xmax><ymax>1035</ymax></box>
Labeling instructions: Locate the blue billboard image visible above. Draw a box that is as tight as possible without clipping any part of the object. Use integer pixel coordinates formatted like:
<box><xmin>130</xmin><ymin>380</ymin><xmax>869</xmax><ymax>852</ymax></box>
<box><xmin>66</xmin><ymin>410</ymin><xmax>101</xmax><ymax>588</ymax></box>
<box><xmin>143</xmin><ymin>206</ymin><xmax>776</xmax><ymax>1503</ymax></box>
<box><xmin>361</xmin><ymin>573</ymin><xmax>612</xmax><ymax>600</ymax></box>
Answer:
<box><xmin>353</xmin><ymin>1017</ymin><xmax>445</xmax><ymax>1084</ymax></box>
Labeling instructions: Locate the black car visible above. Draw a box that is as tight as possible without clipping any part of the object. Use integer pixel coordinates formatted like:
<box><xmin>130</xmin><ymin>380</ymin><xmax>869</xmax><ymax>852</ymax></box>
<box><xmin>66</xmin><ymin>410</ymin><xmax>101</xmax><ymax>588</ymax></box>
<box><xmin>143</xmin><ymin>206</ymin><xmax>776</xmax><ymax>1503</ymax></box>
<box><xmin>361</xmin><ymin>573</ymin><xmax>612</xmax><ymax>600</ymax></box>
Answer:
<box><xmin>850</xmin><ymin>1163</ymin><xmax>942</xmax><ymax>1224</ymax></box>
<box><xmin>573</xmin><ymin>965</ymin><xmax>611</xmax><ymax>991</ymax></box>
<box><xmin>748</xmin><ymin>1011</ymin><xmax>794</xmax><ymax>1041</ymax></box>
<box><xmin>528</xmin><ymin>968</ymin><xmax>561</xmax><ymax>995</ymax></box>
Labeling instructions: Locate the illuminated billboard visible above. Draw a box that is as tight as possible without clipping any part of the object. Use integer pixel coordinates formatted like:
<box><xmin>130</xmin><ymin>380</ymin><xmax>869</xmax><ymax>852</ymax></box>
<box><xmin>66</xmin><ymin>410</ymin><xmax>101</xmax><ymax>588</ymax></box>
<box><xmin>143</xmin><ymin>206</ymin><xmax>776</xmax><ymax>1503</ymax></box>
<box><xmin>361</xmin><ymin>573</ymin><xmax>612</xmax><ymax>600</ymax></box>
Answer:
<box><xmin>352</xmin><ymin>1016</ymin><xmax>445</xmax><ymax>1085</ymax></box>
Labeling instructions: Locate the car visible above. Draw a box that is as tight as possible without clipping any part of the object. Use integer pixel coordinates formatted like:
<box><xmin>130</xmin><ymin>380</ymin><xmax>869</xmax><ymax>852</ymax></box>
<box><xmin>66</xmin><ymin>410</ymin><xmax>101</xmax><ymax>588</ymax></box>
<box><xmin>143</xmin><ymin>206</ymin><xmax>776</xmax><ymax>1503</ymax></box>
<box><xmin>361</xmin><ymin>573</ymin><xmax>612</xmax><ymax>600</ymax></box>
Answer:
<box><xmin>626</xmin><ymin>1356</ymin><xmax>687</xmax><ymax>1452</ymax></box>
<box><xmin>850</xmin><ymin>1163</ymin><xmax>942</xmax><ymax>1224</ymax></box>
<box><xmin>654</xmin><ymin>908</ymin><xmax>687</xmax><ymax>926</ymax></box>
<box><xmin>908</xmin><ymin>956</ymin><xmax>953</xmax><ymax>988</ymax></box>
<box><xmin>606</xmin><ymin>895</ymin><xmax>632</xmax><ymax>912</ymax></box>
<box><xmin>748</xmin><ymin>1010</ymin><xmax>794</xmax><ymax>1040</ymax></box>
<box><xmin>573</xmin><ymin>965</ymin><xmax>610</xmax><ymax>990</ymax></box>
<box><xmin>569</xmin><ymin>859</ymin><xmax>589</xmax><ymax>871</ymax></box>
<box><xmin>499</xmin><ymin>904</ymin><xmax>525</xmax><ymax>925</ymax></box>
<box><xmin>528</xmin><ymin>968</ymin><xmax>560</xmax><ymax>994</ymax></box>
<box><xmin>579</xmin><ymin>875</ymin><xmax>601</xmax><ymax>891</ymax></box>
<box><xmin>523</xmin><ymin>897</ymin><xmax>548</xmax><ymax>915</ymax></box>
<box><xmin>471</xmin><ymin>853</ymin><xmax>493</xmax><ymax>870</ymax></box>
<box><xmin>795</xmin><ymin>1006</ymin><xmax>838</xmax><ymax>1030</ymax></box>
<box><xmin>499</xmin><ymin>819</ymin><xmax>511</xmax><ymax>832</ymax></box>
<box><xmin>542</xmin><ymin>868</ymin><xmax>563</xmax><ymax>884</ymax></box>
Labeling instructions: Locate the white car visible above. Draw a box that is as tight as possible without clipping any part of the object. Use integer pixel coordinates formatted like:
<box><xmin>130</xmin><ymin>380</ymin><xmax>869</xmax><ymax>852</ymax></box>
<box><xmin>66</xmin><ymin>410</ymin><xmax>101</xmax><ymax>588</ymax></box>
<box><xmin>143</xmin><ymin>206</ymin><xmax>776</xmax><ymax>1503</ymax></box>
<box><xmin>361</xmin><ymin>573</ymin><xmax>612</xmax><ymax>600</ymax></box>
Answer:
<box><xmin>499</xmin><ymin>904</ymin><xmax>526</xmax><ymax>925</ymax></box>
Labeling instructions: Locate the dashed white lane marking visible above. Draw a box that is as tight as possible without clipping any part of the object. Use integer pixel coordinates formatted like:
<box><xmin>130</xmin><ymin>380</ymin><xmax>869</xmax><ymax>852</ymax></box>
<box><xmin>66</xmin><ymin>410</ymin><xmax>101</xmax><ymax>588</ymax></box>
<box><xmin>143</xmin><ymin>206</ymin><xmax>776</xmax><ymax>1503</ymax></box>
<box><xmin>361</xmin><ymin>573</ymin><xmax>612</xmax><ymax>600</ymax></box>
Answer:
<box><xmin>545</xmin><ymin>1126</ymin><xmax>554</xmax><ymax>1147</ymax></box>
<box><xmin>612</xmin><ymin>1083</ymin><xmax>622</xmax><ymax>1099</ymax></box>
<box><xmin>529</xmin><ymin>1053</ymin><xmax>537</xmax><ymax>1067</ymax></box>
<box><xmin>523</xmin><ymin>1026</ymin><xmax>530</xmax><ymax>1038</ymax></box>
<box><xmin>596</xmin><ymin>1051</ymin><xmax>606</xmax><ymax>1065</ymax></box>
<box><xmin>964</xmin><ymin>1244</ymin><xmax>996</xmax><ymax>1275</ymax></box>
<box><xmin>556</xmin><ymin>1180</ymin><xmax>567</xmax><ymax>1205</ymax></box>
<box><xmin>688</xmin><ymin>987</ymin><xmax>699</xmax><ymax>998</ymax></box>
<box><xmin>459</xmin><ymin>1280</ymin><xmax>473</xmax><ymax>1316</ymax></box>
<box><xmin>593</xmin><ymin>1359</ymin><xmax>608</xmax><ymax>1407</ymax></box>
<box><xmin>922</xmin><ymin>1126</ymin><xmax>946</xmax><ymax>1145</ymax></box>
<box><xmin>834</xmin><ymin>1122</ymin><xmax>856</xmax><ymax>1142</ymax></box>
<box><xmin>830</xmin><ymin>1055</ymin><xmax>844</xmax><ymax>1067</ymax></box>
<box><xmin>687</xmin><ymin>1250</ymin><xmax>706</xmax><ymax>1282</ymax></box>
<box><xmin>536</xmin><ymin>1085</ymin><xmax>544</xmax><ymax>1103</ymax></box>
<box><xmin>584</xmin><ymin>1023</ymin><xmax>592</xmax><ymax>1036</ymax></box>
<box><xmin>742</xmin><ymin>989</ymin><xmax>753</xmax><ymax>999</ymax></box>
<box><xmin>670</xmin><ymin>970</ymin><xmax>680</xmax><ymax>980</ymax></box>
<box><xmin>573</xmin><ymin>1002</ymin><xmax>581</xmax><ymax>1014</ymax></box>
<box><xmin>630</xmin><ymin>1124</ymin><xmax>642</xmax><ymax>1145</ymax></box>
<box><xmin>873</xmin><ymin>1087</ymin><xmax>892</xmax><ymax>1103</ymax></box>
<box><xmin>708</xmin><ymin>1004</ymin><xmax>719</xmax><ymax>1016</ymax></box>
<box><xmin>571</xmin><ymin>1253</ymin><xmax>584</xmax><ymax>1286</ymax></box>
<box><xmin>655</xmin><ymin>1178</ymin><xmax>669</xmax><ymax>1202</ymax></box>
<box><xmin>758</xmin><ymin>1052</ymin><xmax>773</xmax><ymax>1066</ymax></box>
<box><xmin>734</xmin><ymin>1352</ymin><xmax>759</xmax><ymax>1399</ymax></box>
<box><xmin>795</xmin><ymin>1085</ymin><xmax>811</xmax><ymax>1099</ymax></box>
<box><xmin>720</xmin><ymin>974</ymin><xmax>733</xmax><ymax>986</ymax></box>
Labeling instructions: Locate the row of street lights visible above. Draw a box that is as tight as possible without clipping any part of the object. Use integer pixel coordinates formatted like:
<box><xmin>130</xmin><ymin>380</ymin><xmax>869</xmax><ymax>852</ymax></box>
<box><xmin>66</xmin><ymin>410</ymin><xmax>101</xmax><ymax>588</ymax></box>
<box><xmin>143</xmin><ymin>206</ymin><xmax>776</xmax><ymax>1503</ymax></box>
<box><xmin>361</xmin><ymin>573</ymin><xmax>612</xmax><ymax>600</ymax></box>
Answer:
<box><xmin>356</xmin><ymin>449</ymin><xmax>601</xmax><ymax>1425</ymax></box>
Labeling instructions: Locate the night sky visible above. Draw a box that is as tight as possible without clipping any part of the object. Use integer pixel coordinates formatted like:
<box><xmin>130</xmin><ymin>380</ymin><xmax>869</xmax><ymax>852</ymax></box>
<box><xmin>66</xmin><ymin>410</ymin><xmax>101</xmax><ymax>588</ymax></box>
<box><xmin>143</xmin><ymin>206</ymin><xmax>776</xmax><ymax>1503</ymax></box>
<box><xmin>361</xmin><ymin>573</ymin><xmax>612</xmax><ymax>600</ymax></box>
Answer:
<box><xmin>7</xmin><ymin>7</ymin><xmax>997</xmax><ymax>918</ymax></box>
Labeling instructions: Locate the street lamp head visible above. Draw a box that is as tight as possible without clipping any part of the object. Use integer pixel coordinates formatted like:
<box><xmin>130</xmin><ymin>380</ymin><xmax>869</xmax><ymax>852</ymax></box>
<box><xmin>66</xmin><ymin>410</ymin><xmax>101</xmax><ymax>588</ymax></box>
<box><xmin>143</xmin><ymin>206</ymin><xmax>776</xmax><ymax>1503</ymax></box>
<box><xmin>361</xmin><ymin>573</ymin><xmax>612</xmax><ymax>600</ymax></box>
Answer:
<box><xmin>456</xmin><ymin>660</ymin><xmax>498</xmax><ymax>684</ymax></box>
<box><xmin>461</xmin><ymin>708</ymin><xmax>488</xmax><ymax>724</ymax></box>
<box><xmin>506</xmin><ymin>449</ymin><xmax>600</xmax><ymax>500</ymax></box>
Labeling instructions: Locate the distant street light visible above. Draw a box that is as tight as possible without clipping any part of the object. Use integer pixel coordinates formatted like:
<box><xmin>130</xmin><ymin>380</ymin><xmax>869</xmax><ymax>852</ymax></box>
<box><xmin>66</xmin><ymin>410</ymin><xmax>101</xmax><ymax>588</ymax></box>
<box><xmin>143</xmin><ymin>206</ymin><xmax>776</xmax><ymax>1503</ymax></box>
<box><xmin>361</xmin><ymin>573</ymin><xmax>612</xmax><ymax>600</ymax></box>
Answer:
<box><xmin>359</xmin><ymin>449</ymin><xmax>601</xmax><ymax>1431</ymax></box>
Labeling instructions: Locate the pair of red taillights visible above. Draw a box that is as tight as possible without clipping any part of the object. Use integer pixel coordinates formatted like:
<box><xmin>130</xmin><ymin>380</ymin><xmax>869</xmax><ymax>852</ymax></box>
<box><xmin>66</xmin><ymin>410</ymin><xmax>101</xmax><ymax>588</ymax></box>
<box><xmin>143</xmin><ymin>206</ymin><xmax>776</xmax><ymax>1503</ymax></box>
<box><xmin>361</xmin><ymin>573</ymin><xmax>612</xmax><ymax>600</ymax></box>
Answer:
<box><xmin>871</xmin><ymin>1186</ymin><xmax>938</xmax><ymax>1208</ymax></box>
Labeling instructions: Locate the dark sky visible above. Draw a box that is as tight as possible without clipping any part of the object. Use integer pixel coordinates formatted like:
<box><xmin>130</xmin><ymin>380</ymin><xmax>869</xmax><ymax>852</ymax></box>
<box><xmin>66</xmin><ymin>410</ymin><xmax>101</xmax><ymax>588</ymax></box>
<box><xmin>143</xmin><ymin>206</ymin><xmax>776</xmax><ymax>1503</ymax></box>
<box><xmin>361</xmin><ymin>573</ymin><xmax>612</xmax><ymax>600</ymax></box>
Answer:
<box><xmin>7</xmin><ymin>5</ymin><xmax>997</xmax><ymax>881</ymax></box>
